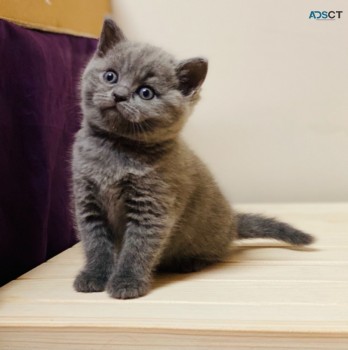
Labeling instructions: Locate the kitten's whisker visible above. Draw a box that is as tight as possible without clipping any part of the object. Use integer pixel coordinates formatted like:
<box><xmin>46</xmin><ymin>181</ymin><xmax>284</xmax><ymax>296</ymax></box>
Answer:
<box><xmin>138</xmin><ymin>121</ymin><xmax>149</xmax><ymax>142</ymax></box>
<box><xmin>137</xmin><ymin>123</ymin><xmax>142</xmax><ymax>139</ymax></box>
<box><xmin>93</xmin><ymin>93</ymin><xmax>110</xmax><ymax>99</ymax></box>
<box><xmin>134</xmin><ymin>122</ymin><xmax>138</xmax><ymax>138</ymax></box>
<box><xmin>131</xmin><ymin>121</ymin><xmax>137</xmax><ymax>138</ymax></box>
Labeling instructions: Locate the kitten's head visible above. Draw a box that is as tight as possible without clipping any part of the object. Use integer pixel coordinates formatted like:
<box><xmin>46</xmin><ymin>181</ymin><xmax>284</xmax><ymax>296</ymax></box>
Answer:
<box><xmin>81</xmin><ymin>19</ymin><xmax>208</xmax><ymax>142</ymax></box>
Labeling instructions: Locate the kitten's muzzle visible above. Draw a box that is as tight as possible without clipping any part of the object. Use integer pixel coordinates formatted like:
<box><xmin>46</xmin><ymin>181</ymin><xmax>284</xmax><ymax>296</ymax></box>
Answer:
<box><xmin>113</xmin><ymin>86</ymin><xmax>130</xmax><ymax>103</ymax></box>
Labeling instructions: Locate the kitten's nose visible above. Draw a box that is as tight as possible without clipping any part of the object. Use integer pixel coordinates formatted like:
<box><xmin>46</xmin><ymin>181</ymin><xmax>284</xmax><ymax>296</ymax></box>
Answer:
<box><xmin>112</xmin><ymin>86</ymin><xmax>129</xmax><ymax>103</ymax></box>
<box><xmin>113</xmin><ymin>92</ymin><xmax>128</xmax><ymax>103</ymax></box>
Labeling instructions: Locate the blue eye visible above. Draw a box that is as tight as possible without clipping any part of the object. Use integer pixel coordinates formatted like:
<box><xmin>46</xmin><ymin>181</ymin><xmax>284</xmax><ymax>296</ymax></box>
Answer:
<box><xmin>103</xmin><ymin>70</ymin><xmax>118</xmax><ymax>84</ymax></box>
<box><xmin>137</xmin><ymin>86</ymin><xmax>155</xmax><ymax>100</ymax></box>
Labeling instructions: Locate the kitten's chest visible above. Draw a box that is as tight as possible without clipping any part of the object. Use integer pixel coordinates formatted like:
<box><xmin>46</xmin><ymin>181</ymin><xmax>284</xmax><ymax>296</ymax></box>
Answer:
<box><xmin>90</xmin><ymin>146</ymin><xmax>144</xmax><ymax>198</ymax></box>
<box><xmin>78</xmin><ymin>136</ymin><xmax>144</xmax><ymax>184</ymax></box>
<box><xmin>101</xmin><ymin>182</ymin><xmax>125</xmax><ymax>235</ymax></box>
<box><xmin>84</xmin><ymin>143</ymin><xmax>148</xmax><ymax>230</ymax></box>
<box><xmin>75</xmin><ymin>133</ymin><xmax>153</xmax><ymax>230</ymax></box>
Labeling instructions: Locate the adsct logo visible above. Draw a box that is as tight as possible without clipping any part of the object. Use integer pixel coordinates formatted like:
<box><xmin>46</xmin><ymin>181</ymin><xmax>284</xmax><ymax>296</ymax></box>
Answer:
<box><xmin>309</xmin><ymin>11</ymin><xmax>343</xmax><ymax>20</ymax></box>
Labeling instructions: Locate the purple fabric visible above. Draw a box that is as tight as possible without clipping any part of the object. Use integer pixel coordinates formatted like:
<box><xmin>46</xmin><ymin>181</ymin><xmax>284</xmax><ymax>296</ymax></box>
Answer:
<box><xmin>0</xmin><ymin>19</ymin><xmax>97</xmax><ymax>286</ymax></box>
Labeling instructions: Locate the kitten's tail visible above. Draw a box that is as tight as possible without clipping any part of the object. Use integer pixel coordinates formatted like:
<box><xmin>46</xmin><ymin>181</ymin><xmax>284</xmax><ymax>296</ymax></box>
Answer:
<box><xmin>236</xmin><ymin>213</ymin><xmax>314</xmax><ymax>245</ymax></box>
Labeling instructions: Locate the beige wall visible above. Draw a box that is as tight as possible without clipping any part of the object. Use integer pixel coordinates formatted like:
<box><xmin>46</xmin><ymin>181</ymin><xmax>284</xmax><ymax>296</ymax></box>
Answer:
<box><xmin>112</xmin><ymin>0</ymin><xmax>348</xmax><ymax>203</ymax></box>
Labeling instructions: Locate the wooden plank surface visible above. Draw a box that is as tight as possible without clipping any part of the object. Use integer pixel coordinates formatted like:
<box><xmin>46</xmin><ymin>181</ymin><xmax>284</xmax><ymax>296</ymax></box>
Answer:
<box><xmin>1</xmin><ymin>203</ymin><xmax>348</xmax><ymax>349</ymax></box>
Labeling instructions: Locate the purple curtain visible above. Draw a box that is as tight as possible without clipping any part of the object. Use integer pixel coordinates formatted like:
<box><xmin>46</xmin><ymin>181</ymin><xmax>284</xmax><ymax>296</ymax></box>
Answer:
<box><xmin>0</xmin><ymin>19</ymin><xmax>97</xmax><ymax>286</ymax></box>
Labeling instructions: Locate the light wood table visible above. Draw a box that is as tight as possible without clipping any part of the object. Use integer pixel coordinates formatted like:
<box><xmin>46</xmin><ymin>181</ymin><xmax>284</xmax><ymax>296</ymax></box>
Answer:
<box><xmin>1</xmin><ymin>203</ymin><xmax>347</xmax><ymax>349</ymax></box>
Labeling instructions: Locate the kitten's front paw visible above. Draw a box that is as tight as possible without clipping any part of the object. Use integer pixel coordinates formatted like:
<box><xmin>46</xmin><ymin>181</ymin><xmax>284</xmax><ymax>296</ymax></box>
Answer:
<box><xmin>73</xmin><ymin>270</ymin><xmax>108</xmax><ymax>293</ymax></box>
<box><xmin>106</xmin><ymin>276</ymin><xmax>150</xmax><ymax>299</ymax></box>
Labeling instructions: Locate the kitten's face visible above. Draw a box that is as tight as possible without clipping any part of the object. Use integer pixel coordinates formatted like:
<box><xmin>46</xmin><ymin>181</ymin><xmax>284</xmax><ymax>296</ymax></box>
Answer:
<box><xmin>81</xmin><ymin>19</ymin><xmax>207</xmax><ymax>142</ymax></box>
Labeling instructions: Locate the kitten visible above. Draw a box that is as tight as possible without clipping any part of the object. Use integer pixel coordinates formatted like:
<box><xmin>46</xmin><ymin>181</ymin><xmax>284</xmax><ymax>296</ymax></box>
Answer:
<box><xmin>72</xmin><ymin>19</ymin><xmax>314</xmax><ymax>299</ymax></box>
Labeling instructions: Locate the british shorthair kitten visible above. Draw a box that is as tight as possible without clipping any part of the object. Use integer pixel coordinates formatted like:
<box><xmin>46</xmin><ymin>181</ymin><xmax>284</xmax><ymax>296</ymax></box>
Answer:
<box><xmin>72</xmin><ymin>19</ymin><xmax>313</xmax><ymax>299</ymax></box>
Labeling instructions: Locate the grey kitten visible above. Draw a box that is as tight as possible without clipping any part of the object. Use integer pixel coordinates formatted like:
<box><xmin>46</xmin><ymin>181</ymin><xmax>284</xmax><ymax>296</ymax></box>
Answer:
<box><xmin>72</xmin><ymin>19</ymin><xmax>314</xmax><ymax>299</ymax></box>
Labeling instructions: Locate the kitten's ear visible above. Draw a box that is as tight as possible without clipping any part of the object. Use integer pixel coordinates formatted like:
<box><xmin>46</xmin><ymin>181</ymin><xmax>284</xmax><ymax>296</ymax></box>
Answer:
<box><xmin>97</xmin><ymin>18</ymin><xmax>126</xmax><ymax>56</ymax></box>
<box><xmin>176</xmin><ymin>58</ymin><xmax>208</xmax><ymax>96</ymax></box>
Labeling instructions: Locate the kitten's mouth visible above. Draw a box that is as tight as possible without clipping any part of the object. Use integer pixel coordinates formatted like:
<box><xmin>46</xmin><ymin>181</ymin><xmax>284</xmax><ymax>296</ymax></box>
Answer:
<box><xmin>116</xmin><ymin>103</ymin><xmax>141</xmax><ymax>123</ymax></box>
<box><xmin>99</xmin><ymin>101</ymin><xmax>158</xmax><ymax>136</ymax></box>
<box><xmin>100</xmin><ymin>102</ymin><xmax>140</xmax><ymax>123</ymax></box>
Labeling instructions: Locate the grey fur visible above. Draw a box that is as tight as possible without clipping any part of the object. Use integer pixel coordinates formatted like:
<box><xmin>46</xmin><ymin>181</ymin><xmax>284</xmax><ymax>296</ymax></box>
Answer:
<box><xmin>72</xmin><ymin>19</ymin><xmax>314</xmax><ymax>299</ymax></box>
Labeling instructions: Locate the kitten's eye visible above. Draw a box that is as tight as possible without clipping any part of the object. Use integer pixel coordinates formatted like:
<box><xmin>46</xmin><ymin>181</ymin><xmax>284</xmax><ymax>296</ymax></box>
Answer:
<box><xmin>103</xmin><ymin>70</ymin><xmax>118</xmax><ymax>84</ymax></box>
<box><xmin>137</xmin><ymin>86</ymin><xmax>155</xmax><ymax>100</ymax></box>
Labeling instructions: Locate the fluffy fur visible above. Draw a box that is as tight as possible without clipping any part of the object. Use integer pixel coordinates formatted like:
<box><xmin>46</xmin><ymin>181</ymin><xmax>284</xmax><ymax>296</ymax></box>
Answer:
<box><xmin>72</xmin><ymin>19</ymin><xmax>314</xmax><ymax>299</ymax></box>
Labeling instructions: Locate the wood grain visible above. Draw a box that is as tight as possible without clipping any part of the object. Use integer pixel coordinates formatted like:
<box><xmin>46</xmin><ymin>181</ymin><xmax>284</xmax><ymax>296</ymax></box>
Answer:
<box><xmin>1</xmin><ymin>203</ymin><xmax>347</xmax><ymax>349</ymax></box>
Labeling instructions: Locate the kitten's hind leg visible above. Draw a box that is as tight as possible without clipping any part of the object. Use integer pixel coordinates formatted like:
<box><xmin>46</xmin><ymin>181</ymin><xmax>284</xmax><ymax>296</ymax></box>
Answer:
<box><xmin>157</xmin><ymin>256</ymin><xmax>217</xmax><ymax>273</ymax></box>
